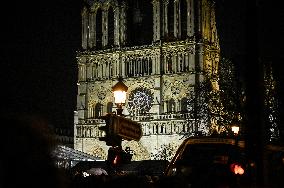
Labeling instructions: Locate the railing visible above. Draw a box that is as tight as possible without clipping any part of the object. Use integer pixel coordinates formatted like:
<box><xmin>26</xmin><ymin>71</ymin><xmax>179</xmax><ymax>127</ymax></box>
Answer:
<box><xmin>78</xmin><ymin>113</ymin><xmax>193</xmax><ymax>124</ymax></box>
<box><xmin>126</xmin><ymin>112</ymin><xmax>192</xmax><ymax>122</ymax></box>
<box><xmin>75</xmin><ymin>113</ymin><xmax>198</xmax><ymax>138</ymax></box>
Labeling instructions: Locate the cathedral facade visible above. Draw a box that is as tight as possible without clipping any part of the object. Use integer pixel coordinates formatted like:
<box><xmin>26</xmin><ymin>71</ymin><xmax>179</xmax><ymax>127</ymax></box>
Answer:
<box><xmin>74</xmin><ymin>0</ymin><xmax>220</xmax><ymax>160</ymax></box>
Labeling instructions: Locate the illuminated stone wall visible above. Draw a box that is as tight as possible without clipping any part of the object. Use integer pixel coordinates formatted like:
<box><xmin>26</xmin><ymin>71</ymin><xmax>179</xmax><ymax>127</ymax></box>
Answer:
<box><xmin>74</xmin><ymin>0</ymin><xmax>220</xmax><ymax>160</ymax></box>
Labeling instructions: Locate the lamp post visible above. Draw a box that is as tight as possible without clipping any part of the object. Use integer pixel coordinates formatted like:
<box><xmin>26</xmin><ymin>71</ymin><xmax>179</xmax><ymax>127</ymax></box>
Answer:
<box><xmin>231</xmin><ymin>125</ymin><xmax>240</xmax><ymax>148</ymax></box>
<box><xmin>112</xmin><ymin>78</ymin><xmax>128</xmax><ymax>116</ymax></box>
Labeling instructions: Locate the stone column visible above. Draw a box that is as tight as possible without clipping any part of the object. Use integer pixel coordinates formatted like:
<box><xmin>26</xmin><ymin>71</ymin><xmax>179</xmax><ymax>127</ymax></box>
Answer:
<box><xmin>102</xmin><ymin>10</ymin><xmax>108</xmax><ymax>47</ymax></box>
<box><xmin>86</xmin><ymin>63</ymin><xmax>92</xmax><ymax>80</ymax></box>
<box><xmin>114</xmin><ymin>6</ymin><xmax>120</xmax><ymax>46</ymax></box>
<box><xmin>177</xmin><ymin>53</ymin><xmax>181</xmax><ymax>72</ymax></box>
<box><xmin>120</xmin><ymin>3</ymin><xmax>127</xmax><ymax>46</ymax></box>
<box><xmin>121</xmin><ymin>56</ymin><xmax>125</xmax><ymax>77</ymax></box>
<box><xmin>164</xmin><ymin>0</ymin><xmax>169</xmax><ymax>36</ymax></box>
<box><xmin>174</xmin><ymin>0</ymin><xmax>180</xmax><ymax>38</ymax></box>
<box><xmin>156</xmin><ymin>50</ymin><xmax>160</xmax><ymax>74</ymax></box>
<box><xmin>184</xmin><ymin>52</ymin><xmax>189</xmax><ymax>71</ymax></box>
<box><xmin>188</xmin><ymin>52</ymin><xmax>195</xmax><ymax>71</ymax></box>
<box><xmin>197</xmin><ymin>44</ymin><xmax>203</xmax><ymax>72</ymax></box>
<box><xmin>82</xmin><ymin>8</ymin><xmax>88</xmax><ymax>49</ymax></box>
<box><xmin>152</xmin><ymin>55</ymin><xmax>156</xmax><ymax>75</ymax></box>
<box><xmin>82</xmin><ymin>64</ymin><xmax>86</xmax><ymax>81</ymax></box>
<box><xmin>188</xmin><ymin>0</ymin><xmax>194</xmax><ymax>37</ymax></box>
<box><xmin>196</xmin><ymin>0</ymin><xmax>202</xmax><ymax>38</ymax></box>
<box><xmin>153</xmin><ymin>0</ymin><xmax>157</xmax><ymax>42</ymax></box>
<box><xmin>173</xmin><ymin>54</ymin><xmax>177</xmax><ymax>73</ymax></box>
<box><xmin>89</xmin><ymin>12</ymin><xmax>96</xmax><ymax>48</ymax></box>
<box><xmin>116</xmin><ymin>54</ymin><xmax>120</xmax><ymax>77</ymax></box>
<box><xmin>152</xmin><ymin>0</ymin><xmax>161</xmax><ymax>42</ymax></box>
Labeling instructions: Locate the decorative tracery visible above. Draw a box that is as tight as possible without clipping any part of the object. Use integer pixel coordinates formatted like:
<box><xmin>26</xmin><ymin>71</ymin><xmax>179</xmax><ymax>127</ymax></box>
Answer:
<box><xmin>127</xmin><ymin>87</ymin><xmax>154</xmax><ymax>115</ymax></box>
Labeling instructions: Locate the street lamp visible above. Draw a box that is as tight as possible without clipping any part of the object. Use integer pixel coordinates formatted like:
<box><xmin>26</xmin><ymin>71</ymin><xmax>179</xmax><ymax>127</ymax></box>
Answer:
<box><xmin>112</xmin><ymin>78</ymin><xmax>128</xmax><ymax>116</ymax></box>
<box><xmin>231</xmin><ymin>125</ymin><xmax>240</xmax><ymax>135</ymax></box>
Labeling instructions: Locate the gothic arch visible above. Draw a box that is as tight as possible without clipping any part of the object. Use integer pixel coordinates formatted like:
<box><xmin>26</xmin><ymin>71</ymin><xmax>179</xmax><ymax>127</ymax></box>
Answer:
<box><xmin>125</xmin><ymin>0</ymin><xmax>153</xmax><ymax>46</ymax></box>
<box><xmin>181</xmin><ymin>97</ymin><xmax>188</xmax><ymax>112</ymax></box>
<box><xmin>95</xmin><ymin>103</ymin><xmax>103</xmax><ymax>118</ymax></box>
<box><xmin>167</xmin><ymin>0</ymin><xmax>175</xmax><ymax>39</ymax></box>
<box><xmin>180</xmin><ymin>0</ymin><xmax>188</xmax><ymax>39</ymax></box>
<box><xmin>168</xmin><ymin>98</ymin><xmax>175</xmax><ymax>113</ymax></box>
<box><xmin>96</xmin><ymin>8</ymin><xmax>103</xmax><ymax>49</ymax></box>
<box><xmin>140</xmin><ymin>0</ymin><xmax>153</xmax><ymax>44</ymax></box>
<box><xmin>108</xmin><ymin>6</ymin><xmax>114</xmax><ymax>47</ymax></box>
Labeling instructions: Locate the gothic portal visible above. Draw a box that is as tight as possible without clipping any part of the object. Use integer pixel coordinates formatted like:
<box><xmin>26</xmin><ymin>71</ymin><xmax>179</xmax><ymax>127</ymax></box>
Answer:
<box><xmin>74</xmin><ymin>0</ymin><xmax>220</xmax><ymax>160</ymax></box>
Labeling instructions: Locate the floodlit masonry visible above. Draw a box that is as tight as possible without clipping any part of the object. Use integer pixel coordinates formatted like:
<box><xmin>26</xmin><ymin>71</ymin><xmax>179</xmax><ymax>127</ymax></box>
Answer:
<box><xmin>74</xmin><ymin>0</ymin><xmax>220</xmax><ymax>160</ymax></box>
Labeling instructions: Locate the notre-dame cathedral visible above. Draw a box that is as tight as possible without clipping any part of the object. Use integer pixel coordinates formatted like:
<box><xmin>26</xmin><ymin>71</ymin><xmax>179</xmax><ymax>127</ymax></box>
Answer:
<box><xmin>74</xmin><ymin>0</ymin><xmax>220</xmax><ymax>160</ymax></box>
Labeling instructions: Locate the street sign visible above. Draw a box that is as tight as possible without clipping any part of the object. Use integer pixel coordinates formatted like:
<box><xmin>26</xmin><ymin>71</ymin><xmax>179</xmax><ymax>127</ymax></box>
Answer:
<box><xmin>99</xmin><ymin>114</ymin><xmax>142</xmax><ymax>143</ymax></box>
<box><xmin>112</xmin><ymin>115</ymin><xmax>142</xmax><ymax>141</ymax></box>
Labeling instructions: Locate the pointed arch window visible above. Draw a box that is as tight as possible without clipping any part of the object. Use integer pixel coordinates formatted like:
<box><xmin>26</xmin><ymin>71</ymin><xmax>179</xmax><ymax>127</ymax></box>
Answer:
<box><xmin>181</xmin><ymin>97</ymin><xmax>188</xmax><ymax>112</ymax></box>
<box><xmin>168</xmin><ymin>98</ymin><xmax>175</xmax><ymax>113</ymax></box>
<box><xmin>167</xmin><ymin>0</ymin><xmax>175</xmax><ymax>39</ymax></box>
<box><xmin>108</xmin><ymin>6</ymin><xmax>114</xmax><ymax>47</ymax></box>
<box><xmin>141</xmin><ymin>1</ymin><xmax>153</xmax><ymax>44</ymax></box>
<box><xmin>167</xmin><ymin>55</ymin><xmax>173</xmax><ymax>73</ymax></box>
<box><xmin>96</xmin><ymin>8</ymin><xmax>103</xmax><ymax>49</ymax></box>
<box><xmin>180</xmin><ymin>0</ymin><xmax>188</xmax><ymax>39</ymax></box>
<box><xmin>95</xmin><ymin>103</ymin><xmax>103</xmax><ymax>118</ymax></box>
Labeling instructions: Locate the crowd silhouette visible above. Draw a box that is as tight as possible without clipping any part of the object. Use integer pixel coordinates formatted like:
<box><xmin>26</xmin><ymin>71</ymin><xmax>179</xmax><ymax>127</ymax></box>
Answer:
<box><xmin>0</xmin><ymin>114</ymin><xmax>187</xmax><ymax>188</ymax></box>
<box><xmin>2</xmin><ymin>113</ymin><xmax>283</xmax><ymax>188</ymax></box>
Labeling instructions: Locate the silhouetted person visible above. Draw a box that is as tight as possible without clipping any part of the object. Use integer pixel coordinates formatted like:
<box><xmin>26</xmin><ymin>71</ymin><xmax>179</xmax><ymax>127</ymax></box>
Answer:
<box><xmin>0</xmin><ymin>114</ymin><xmax>70</xmax><ymax>188</ymax></box>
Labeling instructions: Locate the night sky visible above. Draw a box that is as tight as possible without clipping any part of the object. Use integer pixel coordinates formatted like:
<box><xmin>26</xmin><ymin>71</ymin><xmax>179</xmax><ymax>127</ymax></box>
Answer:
<box><xmin>1</xmin><ymin>0</ymin><xmax>82</xmax><ymax>128</ymax></box>
<box><xmin>1</xmin><ymin>0</ymin><xmax>282</xmax><ymax>129</ymax></box>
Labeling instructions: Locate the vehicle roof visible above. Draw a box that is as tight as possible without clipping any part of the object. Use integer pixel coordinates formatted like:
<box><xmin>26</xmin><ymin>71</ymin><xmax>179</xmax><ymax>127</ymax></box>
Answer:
<box><xmin>182</xmin><ymin>136</ymin><xmax>245</xmax><ymax>148</ymax></box>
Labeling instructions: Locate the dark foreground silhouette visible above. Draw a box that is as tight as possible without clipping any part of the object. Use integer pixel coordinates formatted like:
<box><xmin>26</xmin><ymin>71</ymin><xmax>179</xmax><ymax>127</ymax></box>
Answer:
<box><xmin>0</xmin><ymin>114</ymin><xmax>70</xmax><ymax>188</ymax></box>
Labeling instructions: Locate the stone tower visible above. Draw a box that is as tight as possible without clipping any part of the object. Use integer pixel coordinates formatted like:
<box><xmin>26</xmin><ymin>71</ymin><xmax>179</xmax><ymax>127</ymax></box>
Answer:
<box><xmin>74</xmin><ymin>0</ymin><xmax>220</xmax><ymax>160</ymax></box>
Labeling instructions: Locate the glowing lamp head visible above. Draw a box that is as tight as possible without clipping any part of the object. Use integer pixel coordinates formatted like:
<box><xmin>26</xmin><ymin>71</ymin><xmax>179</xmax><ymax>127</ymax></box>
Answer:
<box><xmin>112</xmin><ymin>78</ymin><xmax>128</xmax><ymax>105</ymax></box>
<box><xmin>113</xmin><ymin>90</ymin><xmax>127</xmax><ymax>104</ymax></box>
<box><xmin>231</xmin><ymin>126</ymin><xmax>240</xmax><ymax>135</ymax></box>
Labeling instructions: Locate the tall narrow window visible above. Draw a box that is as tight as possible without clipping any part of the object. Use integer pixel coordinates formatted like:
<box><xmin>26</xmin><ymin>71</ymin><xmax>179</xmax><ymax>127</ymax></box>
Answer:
<box><xmin>167</xmin><ymin>0</ymin><xmax>174</xmax><ymax>39</ymax></box>
<box><xmin>149</xmin><ymin>58</ymin><xmax>153</xmax><ymax>75</ymax></box>
<box><xmin>167</xmin><ymin>56</ymin><xmax>172</xmax><ymax>73</ymax></box>
<box><xmin>96</xmin><ymin>8</ymin><xmax>102</xmax><ymax>49</ymax></box>
<box><xmin>109</xmin><ymin>62</ymin><xmax>113</xmax><ymax>78</ymax></box>
<box><xmin>125</xmin><ymin>61</ymin><xmax>129</xmax><ymax>77</ymax></box>
<box><xmin>108</xmin><ymin>6</ymin><xmax>114</xmax><ymax>47</ymax></box>
<box><xmin>180</xmin><ymin>0</ymin><xmax>187</xmax><ymax>39</ymax></box>
<box><xmin>126</xmin><ymin>0</ymin><xmax>152</xmax><ymax>46</ymax></box>
<box><xmin>95</xmin><ymin>103</ymin><xmax>102</xmax><ymax>118</ymax></box>
<box><xmin>141</xmin><ymin>1</ymin><xmax>153</xmax><ymax>44</ymax></box>
<box><xmin>126</xmin><ymin>2</ymin><xmax>134</xmax><ymax>46</ymax></box>
<box><xmin>181</xmin><ymin>97</ymin><xmax>188</xmax><ymax>112</ymax></box>
<box><xmin>168</xmin><ymin>98</ymin><xmax>175</xmax><ymax>112</ymax></box>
